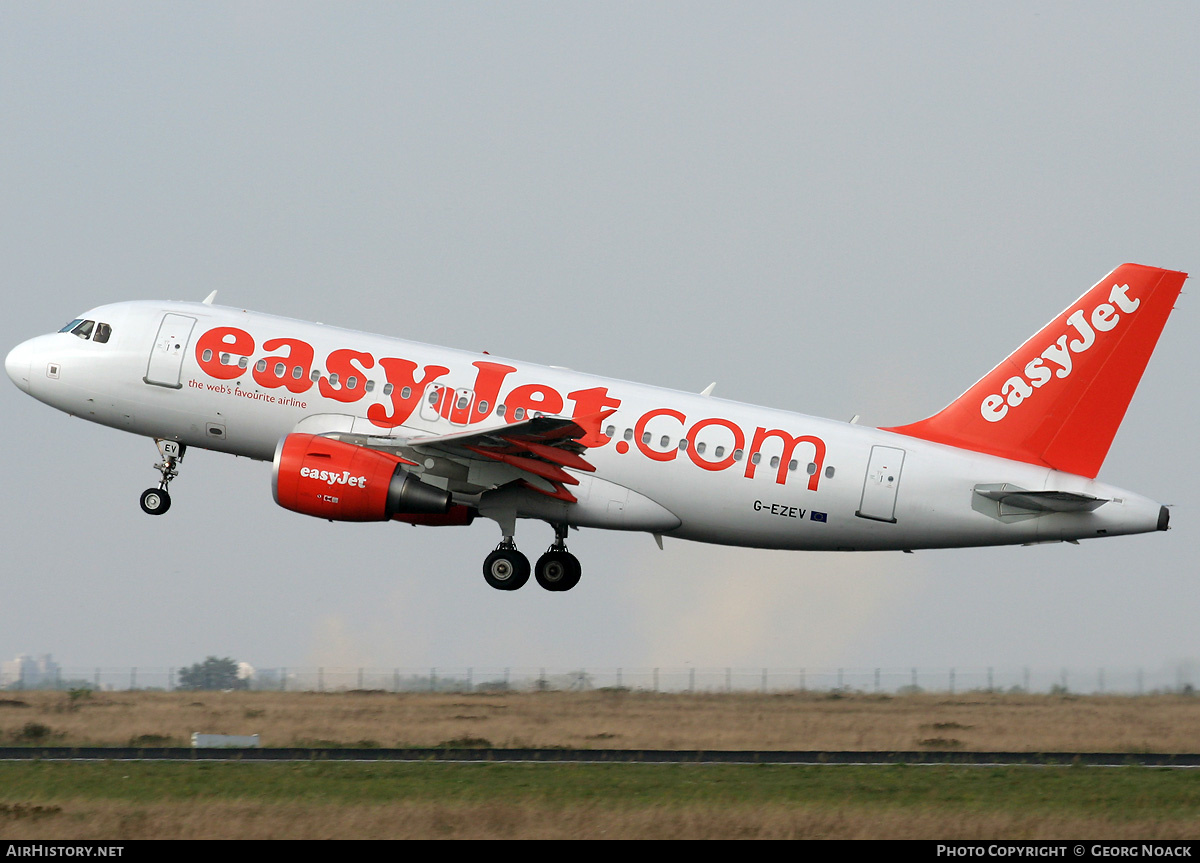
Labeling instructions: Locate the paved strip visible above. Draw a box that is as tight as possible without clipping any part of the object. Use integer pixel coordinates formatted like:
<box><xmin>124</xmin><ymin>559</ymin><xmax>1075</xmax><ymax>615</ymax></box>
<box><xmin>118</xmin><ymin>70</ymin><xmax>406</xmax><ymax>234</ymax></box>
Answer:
<box><xmin>1</xmin><ymin>747</ymin><xmax>1197</xmax><ymax>766</ymax></box>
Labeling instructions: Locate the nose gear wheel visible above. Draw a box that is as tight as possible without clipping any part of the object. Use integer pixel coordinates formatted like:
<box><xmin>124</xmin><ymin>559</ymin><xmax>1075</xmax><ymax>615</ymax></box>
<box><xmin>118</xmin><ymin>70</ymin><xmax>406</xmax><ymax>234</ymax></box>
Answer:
<box><xmin>140</xmin><ymin>439</ymin><xmax>185</xmax><ymax>516</ymax></box>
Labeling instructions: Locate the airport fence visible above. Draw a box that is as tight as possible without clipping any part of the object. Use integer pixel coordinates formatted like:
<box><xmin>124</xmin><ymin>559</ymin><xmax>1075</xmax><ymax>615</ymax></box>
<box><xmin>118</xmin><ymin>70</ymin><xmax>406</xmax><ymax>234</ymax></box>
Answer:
<box><xmin>2</xmin><ymin>665</ymin><xmax>1196</xmax><ymax>695</ymax></box>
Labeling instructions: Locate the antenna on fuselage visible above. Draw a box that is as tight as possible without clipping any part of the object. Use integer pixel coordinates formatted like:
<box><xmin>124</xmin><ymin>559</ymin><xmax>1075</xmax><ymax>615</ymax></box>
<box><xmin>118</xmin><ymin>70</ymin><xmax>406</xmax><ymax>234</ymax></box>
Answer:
<box><xmin>700</xmin><ymin>382</ymin><xmax>716</xmax><ymax>397</ymax></box>
<box><xmin>202</xmin><ymin>290</ymin><xmax>217</xmax><ymax>305</ymax></box>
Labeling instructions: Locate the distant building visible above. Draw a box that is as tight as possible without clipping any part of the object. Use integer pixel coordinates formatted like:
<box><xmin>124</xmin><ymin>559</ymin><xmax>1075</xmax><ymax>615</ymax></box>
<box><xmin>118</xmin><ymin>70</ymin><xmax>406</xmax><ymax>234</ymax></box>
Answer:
<box><xmin>0</xmin><ymin>654</ymin><xmax>62</xmax><ymax>688</ymax></box>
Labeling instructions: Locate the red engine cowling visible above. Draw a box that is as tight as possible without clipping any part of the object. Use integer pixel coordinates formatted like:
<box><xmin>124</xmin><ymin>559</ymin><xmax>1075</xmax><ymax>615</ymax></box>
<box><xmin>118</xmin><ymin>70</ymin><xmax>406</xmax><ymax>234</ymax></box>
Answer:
<box><xmin>273</xmin><ymin>433</ymin><xmax>452</xmax><ymax>522</ymax></box>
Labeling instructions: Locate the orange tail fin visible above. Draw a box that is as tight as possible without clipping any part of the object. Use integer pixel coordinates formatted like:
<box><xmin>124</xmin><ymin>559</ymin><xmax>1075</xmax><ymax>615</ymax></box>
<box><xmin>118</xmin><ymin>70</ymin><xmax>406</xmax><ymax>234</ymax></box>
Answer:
<box><xmin>882</xmin><ymin>263</ymin><xmax>1186</xmax><ymax>478</ymax></box>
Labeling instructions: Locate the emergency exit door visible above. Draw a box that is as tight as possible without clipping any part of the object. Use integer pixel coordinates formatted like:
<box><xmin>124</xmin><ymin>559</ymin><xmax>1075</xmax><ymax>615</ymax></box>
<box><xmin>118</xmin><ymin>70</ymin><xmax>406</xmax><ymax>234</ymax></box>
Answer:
<box><xmin>856</xmin><ymin>445</ymin><xmax>905</xmax><ymax>523</ymax></box>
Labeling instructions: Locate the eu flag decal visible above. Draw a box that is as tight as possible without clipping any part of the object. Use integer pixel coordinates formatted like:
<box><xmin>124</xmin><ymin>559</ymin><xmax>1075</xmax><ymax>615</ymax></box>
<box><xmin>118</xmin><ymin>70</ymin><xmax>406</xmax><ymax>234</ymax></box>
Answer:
<box><xmin>810</xmin><ymin>511</ymin><xmax>828</xmax><ymax>523</ymax></box>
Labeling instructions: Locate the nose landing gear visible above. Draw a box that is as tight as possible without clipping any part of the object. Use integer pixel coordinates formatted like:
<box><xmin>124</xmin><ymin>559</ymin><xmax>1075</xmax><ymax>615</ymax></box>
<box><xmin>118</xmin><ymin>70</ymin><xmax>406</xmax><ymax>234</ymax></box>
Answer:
<box><xmin>139</xmin><ymin>487</ymin><xmax>171</xmax><ymax>515</ymax></box>
<box><xmin>140</xmin><ymin>439</ymin><xmax>185</xmax><ymax>516</ymax></box>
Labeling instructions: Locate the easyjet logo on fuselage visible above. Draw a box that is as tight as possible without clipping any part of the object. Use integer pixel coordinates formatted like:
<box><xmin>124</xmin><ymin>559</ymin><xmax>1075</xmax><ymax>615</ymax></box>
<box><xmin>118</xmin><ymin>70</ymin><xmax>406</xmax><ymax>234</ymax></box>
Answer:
<box><xmin>979</xmin><ymin>283</ymin><xmax>1141</xmax><ymax>423</ymax></box>
<box><xmin>192</xmin><ymin>326</ymin><xmax>827</xmax><ymax>491</ymax></box>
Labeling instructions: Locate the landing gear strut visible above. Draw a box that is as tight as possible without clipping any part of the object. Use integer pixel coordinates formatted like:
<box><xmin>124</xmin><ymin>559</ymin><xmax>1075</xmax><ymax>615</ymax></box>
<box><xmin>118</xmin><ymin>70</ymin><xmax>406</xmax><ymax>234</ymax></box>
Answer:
<box><xmin>535</xmin><ymin>524</ymin><xmax>582</xmax><ymax>592</ymax></box>
<box><xmin>483</xmin><ymin>538</ymin><xmax>530</xmax><ymax>591</ymax></box>
<box><xmin>140</xmin><ymin>439</ymin><xmax>185</xmax><ymax>516</ymax></box>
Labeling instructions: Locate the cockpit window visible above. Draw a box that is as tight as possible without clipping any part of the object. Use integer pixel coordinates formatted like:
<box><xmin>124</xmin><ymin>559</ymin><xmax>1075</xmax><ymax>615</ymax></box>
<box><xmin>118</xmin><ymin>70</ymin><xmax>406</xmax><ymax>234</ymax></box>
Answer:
<box><xmin>58</xmin><ymin>319</ymin><xmax>112</xmax><ymax>343</ymax></box>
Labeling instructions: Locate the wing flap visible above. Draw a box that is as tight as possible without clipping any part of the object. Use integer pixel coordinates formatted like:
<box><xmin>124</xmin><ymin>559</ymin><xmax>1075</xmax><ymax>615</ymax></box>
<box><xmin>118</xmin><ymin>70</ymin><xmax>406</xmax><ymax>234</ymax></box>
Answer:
<box><xmin>465</xmin><ymin>445</ymin><xmax>580</xmax><ymax>486</ymax></box>
<box><xmin>325</xmin><ymin>409</ymin><xmax>616</xmax><ymax>498</ymax></box>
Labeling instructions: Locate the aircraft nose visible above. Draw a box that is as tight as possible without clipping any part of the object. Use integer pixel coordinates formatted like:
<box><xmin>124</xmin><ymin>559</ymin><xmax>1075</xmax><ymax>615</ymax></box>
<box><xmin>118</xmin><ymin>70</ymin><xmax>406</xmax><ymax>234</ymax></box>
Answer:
<box><xmin>6</xmin><ymin>339</ymin><xmax>33</xmax><ymax>393</ymax></box>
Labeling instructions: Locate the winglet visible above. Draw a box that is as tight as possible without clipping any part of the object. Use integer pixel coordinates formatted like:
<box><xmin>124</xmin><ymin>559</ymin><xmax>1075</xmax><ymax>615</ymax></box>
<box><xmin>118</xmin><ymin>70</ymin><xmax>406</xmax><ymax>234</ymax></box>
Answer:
<box><xmin>883</xmin><ymin>264</ymin><xmax>1185</xmax><ymax>478</ymax></box>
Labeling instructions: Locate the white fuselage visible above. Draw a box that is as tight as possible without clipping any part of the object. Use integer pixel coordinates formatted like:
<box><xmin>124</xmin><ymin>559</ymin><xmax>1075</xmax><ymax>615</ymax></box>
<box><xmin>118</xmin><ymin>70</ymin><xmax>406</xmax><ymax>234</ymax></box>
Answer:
<box><xmin>6</xmin><ymin>300</ymin><xmax>1166</xmax><ymax>550</ymax></box>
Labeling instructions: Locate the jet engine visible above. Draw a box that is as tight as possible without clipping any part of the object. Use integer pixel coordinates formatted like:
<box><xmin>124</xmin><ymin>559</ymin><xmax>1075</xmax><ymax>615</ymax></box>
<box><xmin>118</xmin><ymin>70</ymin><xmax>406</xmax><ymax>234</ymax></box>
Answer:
<box><xmin>272</xmin><ymin>433</ymin><xmax>452</xmax><ymax>521</ymax></box>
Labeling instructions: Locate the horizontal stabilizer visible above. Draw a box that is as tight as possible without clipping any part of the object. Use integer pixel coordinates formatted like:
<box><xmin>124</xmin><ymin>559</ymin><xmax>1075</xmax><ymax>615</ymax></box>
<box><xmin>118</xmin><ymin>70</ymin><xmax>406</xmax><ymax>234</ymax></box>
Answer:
<box><xmin>974</xmin><ymin>483</ymin><xmax>1108</xmax><ymax>513</ymax></box>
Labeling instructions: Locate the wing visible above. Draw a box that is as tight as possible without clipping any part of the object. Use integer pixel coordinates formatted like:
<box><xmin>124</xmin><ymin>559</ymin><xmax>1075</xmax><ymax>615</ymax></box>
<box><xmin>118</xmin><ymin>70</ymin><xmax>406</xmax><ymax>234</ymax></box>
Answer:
<box><xmin>321</xmin><ymin>411</ymin><xmax>616</xmax><ymax>503</ymax></box>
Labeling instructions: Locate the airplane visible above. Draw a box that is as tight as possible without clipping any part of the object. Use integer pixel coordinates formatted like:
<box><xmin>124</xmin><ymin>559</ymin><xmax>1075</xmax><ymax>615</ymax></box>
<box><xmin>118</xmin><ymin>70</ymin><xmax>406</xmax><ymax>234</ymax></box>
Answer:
<box><xmin>4</xmin><ymin>263</ymin><xmax>1184</xmax><ymax>592</ymax></box>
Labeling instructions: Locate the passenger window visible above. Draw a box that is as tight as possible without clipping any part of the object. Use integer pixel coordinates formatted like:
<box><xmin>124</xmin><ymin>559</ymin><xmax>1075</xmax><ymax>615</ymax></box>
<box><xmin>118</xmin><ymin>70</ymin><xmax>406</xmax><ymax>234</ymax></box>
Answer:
<box><xmin>274</xmin><ymin>362</ymin><xmax>285</xmax><ymax>377</ymax></box>
<box><xmin>238</xmin><ymin>356</ymin><xmax>248</xmax><ymax>369</ymax></box>
<box><xmin>383</xmin><ymin>383</ymin><xmax>394</xmax><ymax>396</ymax></box>
<box><xmin>93</xmin><ymin>323</ymin><xmax>112</xmax><ymax>344</ymax></box>
<box><xmin>292</xmin><ymin>366</ymin><xmax>303</xmax><ymax>379</ymax></box>
<box><xmin>365</xmin><ymin>380</ymin><xmax>375</xmax><ymax>393</ymax></box>
<box><xmin>256</xmin><ymin>360</ymin><xmax>267</xmax><ymax>373</ymax></box>
<box><xmin>401</xmin><ymin>386</ymin><xmax>412</xmax><ymax>400</ymax></box>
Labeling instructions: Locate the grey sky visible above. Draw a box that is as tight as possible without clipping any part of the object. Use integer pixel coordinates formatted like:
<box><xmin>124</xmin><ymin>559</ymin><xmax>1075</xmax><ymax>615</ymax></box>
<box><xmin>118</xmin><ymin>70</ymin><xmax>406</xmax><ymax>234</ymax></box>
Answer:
<box><xmin>2</xmin><ymin>3</ymin><xmax>1196</xmax><ymax>682</ymax></box>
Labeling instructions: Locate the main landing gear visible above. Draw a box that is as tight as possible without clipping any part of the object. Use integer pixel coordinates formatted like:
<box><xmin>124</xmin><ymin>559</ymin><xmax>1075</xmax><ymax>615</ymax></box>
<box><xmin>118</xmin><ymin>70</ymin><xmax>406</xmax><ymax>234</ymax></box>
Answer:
<box><xmin>482</xmin><ymin>524</ymin><xmax>582</xmax><ymax>592</ymax></box>
<box><xmin>483</xmin><ymin>538</ymin><xmax>530</xmax><ymax>591</ymax></box>
<box><xmin>535</xmin><ymin>523</ymin><xmax>581</xmax><ymax>592</ymax></box>
<box><xmin>140</xmin><ymin>439</ymin><xmax>185</xmax><ymax>516</ymax></box>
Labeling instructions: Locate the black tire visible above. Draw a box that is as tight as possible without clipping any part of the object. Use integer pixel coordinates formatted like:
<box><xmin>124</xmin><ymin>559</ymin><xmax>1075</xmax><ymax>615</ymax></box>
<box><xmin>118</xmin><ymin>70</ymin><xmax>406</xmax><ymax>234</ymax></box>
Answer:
<box><xmin>483</xmin><ymin>549</ymin><xmax>530</xmax><ymax>591</ymax></box>
<box><xmin>535</xmin><ymin>550</ymin><xmax>582</xmax><ymax>592</ymax></box>
<box><xmin>139</xmin><ymin>487</ymin><xmax>171</xmax><ymax>516</ymax></box>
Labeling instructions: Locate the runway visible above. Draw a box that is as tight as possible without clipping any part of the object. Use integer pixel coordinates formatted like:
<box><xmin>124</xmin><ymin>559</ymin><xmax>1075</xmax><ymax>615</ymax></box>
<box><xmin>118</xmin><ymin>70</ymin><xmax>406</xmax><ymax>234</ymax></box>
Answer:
<box><xmin>2</xmin><ymin>747</ymin><xmax>1197</xmax><ymax>766</ymax></box>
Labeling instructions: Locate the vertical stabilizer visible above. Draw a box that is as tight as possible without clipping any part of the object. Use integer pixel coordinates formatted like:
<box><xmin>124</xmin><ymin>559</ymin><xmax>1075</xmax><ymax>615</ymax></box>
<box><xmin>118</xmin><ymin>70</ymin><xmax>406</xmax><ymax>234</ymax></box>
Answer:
<box><xmin>882</xmin><ymin>263</ymin><xmax>1185</xmax><ymax>478</ymax></box>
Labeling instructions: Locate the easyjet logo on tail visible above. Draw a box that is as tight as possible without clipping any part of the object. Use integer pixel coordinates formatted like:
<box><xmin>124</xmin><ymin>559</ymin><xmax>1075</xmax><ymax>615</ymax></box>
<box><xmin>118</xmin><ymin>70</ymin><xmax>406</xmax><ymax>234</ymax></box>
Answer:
<box><xmin>979</xmin><ymin>283</ymin><xmax>1141</xmax><ymax>423</ymax></box>
<box><xmin>884</xmin><ymin>263</ymin><xmax>1184</xmax><ymax>478</ymax></box>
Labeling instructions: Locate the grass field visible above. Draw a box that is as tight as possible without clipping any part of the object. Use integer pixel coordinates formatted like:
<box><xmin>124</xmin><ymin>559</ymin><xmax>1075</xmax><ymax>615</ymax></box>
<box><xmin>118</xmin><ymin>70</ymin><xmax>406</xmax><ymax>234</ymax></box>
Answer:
<box><xmin>1</xmin><ymin>762</ymin><xmax>1198</xmax><ymax>839</ymax></box>
<box><xmin>0</xmin><ymin>690</ymin><xmax>1198</xmax><ymax>839</ymax></box>
<box><xmin>3</xmin><ymin>689</ymin><xmax>1199</xmax><ymax>752</ymax></box>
